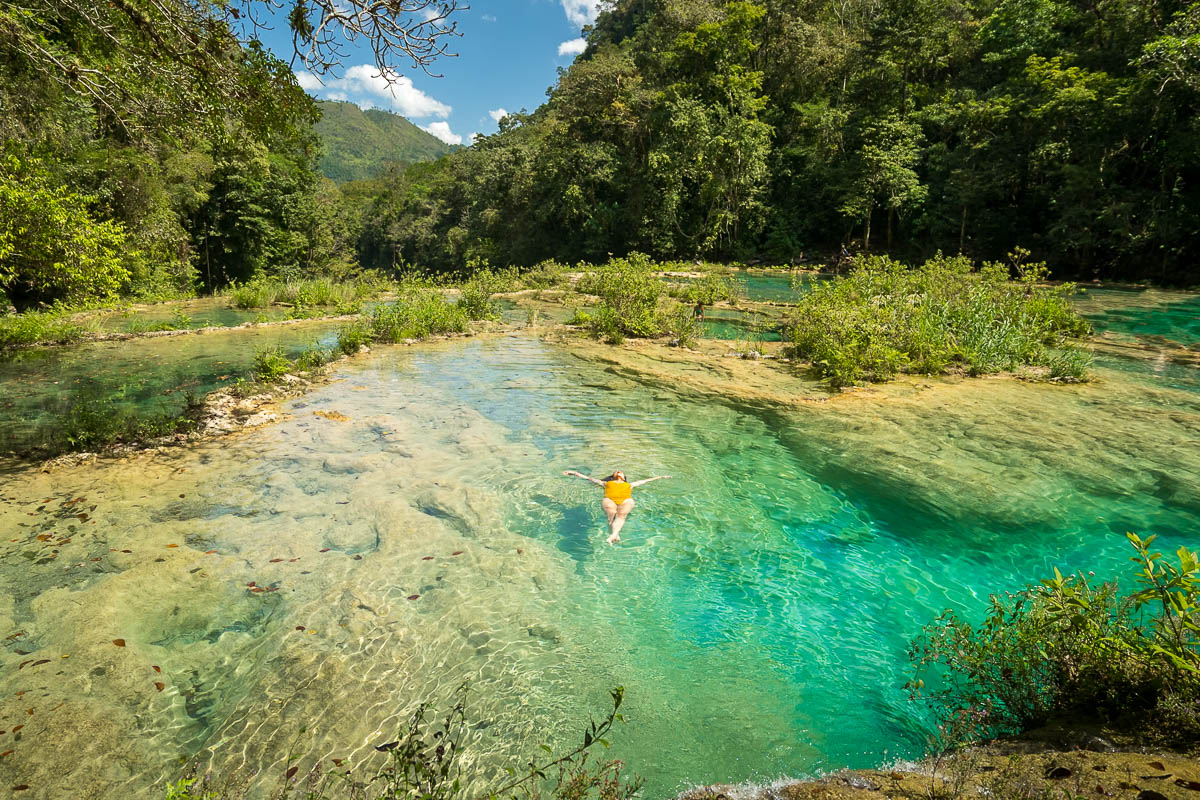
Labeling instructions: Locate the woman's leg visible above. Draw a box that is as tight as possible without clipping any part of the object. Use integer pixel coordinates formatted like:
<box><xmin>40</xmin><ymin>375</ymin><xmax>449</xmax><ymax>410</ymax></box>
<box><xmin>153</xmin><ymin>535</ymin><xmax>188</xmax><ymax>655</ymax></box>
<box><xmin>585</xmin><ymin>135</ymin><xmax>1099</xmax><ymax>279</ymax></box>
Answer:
<box><xmin>601</xmin><ymin>497</ymin><xmax>618</xmax><ymax>528</ymax></box>
<box><xmin>607</xmin><ymin>499</ymin><xmax>635</xmax><ymax>544</ymax></box>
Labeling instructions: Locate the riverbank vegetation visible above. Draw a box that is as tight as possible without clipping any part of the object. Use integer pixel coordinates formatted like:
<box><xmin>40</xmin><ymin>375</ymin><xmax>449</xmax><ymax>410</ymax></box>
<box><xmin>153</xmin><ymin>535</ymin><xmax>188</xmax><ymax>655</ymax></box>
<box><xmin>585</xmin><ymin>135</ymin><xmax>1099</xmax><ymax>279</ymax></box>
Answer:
<box><xmin>910</xmin><ymin>533</ymin><xmax>1200</xmax><ymax>750</ymax></box>
<box><xmin>783</xmin><ymin>251</ymin><xmax>1092</xmax><ymax>387</ymax></box>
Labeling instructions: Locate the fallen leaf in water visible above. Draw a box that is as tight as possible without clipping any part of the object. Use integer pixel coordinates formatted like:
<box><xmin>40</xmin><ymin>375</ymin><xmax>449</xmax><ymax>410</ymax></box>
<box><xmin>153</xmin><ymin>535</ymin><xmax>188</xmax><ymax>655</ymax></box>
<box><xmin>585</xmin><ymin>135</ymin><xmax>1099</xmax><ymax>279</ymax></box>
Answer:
<box><xmin>76</xmin><ymin>513</ymin><xmax>88</xmax><ymax>522</ymax></box>
<box><xmin>0</xmin><ymin>751</ymin><xmax>10</xmax><ymax>757</ymax></box>
<box><xmin>1175</xmin><ymin>780</ymin><xmax>1200</xmax><ymax>792</ymax></box>
<box><xmin>407</xmin><ymin>594</ymin><xmax>420</xmax><ymax>600</ymax></box>
<box><xmin>12</xmin><ymin>725</ymin><xmax>23</xmax><ymax>732</ymax></box>
<box><xmin>286</xmin><ymin>766</ymin><xmax>298</xmax><ymax>779</ymax></box>
<box><xmin>247</xmin><ymin>581</ymin><xmax>256</xmax><ymax>587</ymax></box>
<box><xmin>121</xmin><ymin>549</ymin><xmax>132</xmax><ymax>553</ymax></box>
<box><xmin>152</xmin><ymin>665</ymin><xmax>161</xmax><ymax>673</ymax></box>
<box><xmin>166</xmin><ymin>544</ymin><xmax>178</xmax><ymax>548</ymax></box>
<box><xmin>319</xmin><ymin>548</ymin><xmax>330</xmax><ymax>552</ymax></box>
<box><xmin>289</xmin><ymin>558</ymin><xmax>299</xmax><ymax>562</ymax></box>
<box><xmin>332</xmin><ymin>758</ymin><xmax>344</xmax><ymax>767</ymax></box>
<box><xmin>517</xmin><ymin>548</ymin><xmax>523</xmax><ymax>555</ymax></box>
<box><xmin>352</xmin><ymin>554</ymin><xmax>362</xmax><ymax>560</ymax></box>
<box><xmin>375</xmin><ymin>741</ymin><xmax>399</xmax><ymax>752</ymax></box>
<box><xmin>250</xmin><ymin>587</ymin><xmax>266</xmax><ymax>593</ymax></box>
<box><xmin>29</xmin><ymin>660</ymin><xmax>49</xmax><ymax>668</ymax></box>
<box><xmin>90</xmin><ymin>557</ymin><xmax>101</xmax><ymax>562</ymax></box>
<box><xmin>313</xmin><ymin>410</ymin><xmax>350</xmax><ymax>422</ymax></box>
<box><xmin>422</xmin><ymin>556</ymin><xmax>434</xmax><ymax>561</ymax></box>
<box><xmin>205</xmin><ymin>550</ymin><xmax>217</xmax><ymax>555</ymax></box>
<box><xmin>154</xmin><ymin>682</ymin><xmax>165</xmax><ymax>692</ymax></box>
<box><xmin>11</xmin><ymin>784</ymin><xmax>29</xmax><ymax>791</ymax></box>
<box><xmin>1149</xmin><ymin>762</ymin><xmax>1167</xmax><ymax>772</ymax></box>
<box><xmin>295</xmin><ymin>626</ymin><xmax>305</xmax><ymax>631</ymax></box>
<box><xmin>452</xmin><ymin>551</ymin><xmax>463</xmax><ymax>556</ymax></box>
<box><xmin>269</xmin><ymin>558</ymin><xmax>283</xmax><ymax>563</ymax></box>
<box><xmin>112</xmin><ymin>639</ymin><xmax>126</xmax><ymax>647</ymax></box>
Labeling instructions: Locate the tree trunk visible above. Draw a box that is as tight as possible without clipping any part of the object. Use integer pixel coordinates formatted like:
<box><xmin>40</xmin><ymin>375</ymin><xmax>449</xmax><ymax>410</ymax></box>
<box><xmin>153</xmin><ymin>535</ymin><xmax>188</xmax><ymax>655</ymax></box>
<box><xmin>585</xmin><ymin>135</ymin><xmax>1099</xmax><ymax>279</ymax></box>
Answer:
<box><xmin>862</xmin><ymin>205</ymin><xmax>872</xmax><ymax>251</ymax></box>
<box><xmin>959</xmin><ymin>205</ymin><xmax>967</xmax><ymax>254</ymax></box>
<box><xmin>886</xmin><ymin>207</ymin><xmax>894</xmax><ymax>251</ymax></box>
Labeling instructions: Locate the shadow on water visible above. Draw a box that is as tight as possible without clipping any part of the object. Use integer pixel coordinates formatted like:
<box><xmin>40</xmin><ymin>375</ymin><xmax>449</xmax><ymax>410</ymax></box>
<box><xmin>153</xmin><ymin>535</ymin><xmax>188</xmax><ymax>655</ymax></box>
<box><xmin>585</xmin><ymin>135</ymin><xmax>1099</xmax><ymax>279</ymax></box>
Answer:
<box><xmin>555</xmin><ymin>504</ymin><xmax>597</xmax><ymax>564</ymax></box>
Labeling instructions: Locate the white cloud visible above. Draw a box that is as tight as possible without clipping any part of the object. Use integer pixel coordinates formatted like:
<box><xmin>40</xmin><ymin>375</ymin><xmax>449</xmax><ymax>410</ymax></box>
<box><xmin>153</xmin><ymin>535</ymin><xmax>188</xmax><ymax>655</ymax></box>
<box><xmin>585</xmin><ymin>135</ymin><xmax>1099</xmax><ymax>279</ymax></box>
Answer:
<box><xmin>481</xmin><ymin>14</ymin><xmax>497</xmax><ymax>22</ymax></box>
<box><xmin>422</xmin><ymin>121</ymin><xmax>463</xmax><ymax>145</ymax></box>
<box><xmin>561</xmin><ymin>0</ymin><xmax>601</xmax><ymax>27</ymax></box>
<box><xmin>293</xmin><ymin>65</ymin><xmax>451</xmax><ymax>119</ymax></box>
<box><xmin>421</xmin><ymin>7</ymin><xmax>440</xmax><ymax>21</ymax></box>
<box><xmin>557</xmin><ymin>38</ymin><xmax>587</xmax><ymax>57</ymax></box>
<box><xmin>488</xmin><ymin>108</ymin><xmax>509</xmax><ymax>123</ymax></box>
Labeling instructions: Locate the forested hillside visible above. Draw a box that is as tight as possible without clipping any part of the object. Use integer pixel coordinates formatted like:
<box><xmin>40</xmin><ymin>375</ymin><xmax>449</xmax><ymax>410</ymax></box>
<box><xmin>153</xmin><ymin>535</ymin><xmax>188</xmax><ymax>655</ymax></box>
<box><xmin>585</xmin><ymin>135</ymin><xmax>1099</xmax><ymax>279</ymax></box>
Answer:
<box><xmin>314</xmin><ymin>101</ymin><xmax>453</xmax><ymax>182</ymax></box>
<box><xmin>361</xmin><ymin>0</ymin><xmax>1200</xmax><ymax>284</ymax></box>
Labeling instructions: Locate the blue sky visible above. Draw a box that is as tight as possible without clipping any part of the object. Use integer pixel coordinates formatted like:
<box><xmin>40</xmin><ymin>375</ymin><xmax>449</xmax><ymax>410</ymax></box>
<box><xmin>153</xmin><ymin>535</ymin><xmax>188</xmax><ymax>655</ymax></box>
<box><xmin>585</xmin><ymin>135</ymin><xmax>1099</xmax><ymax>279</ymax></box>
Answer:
<box><xmin>256</xmin><ymin>2</ymin><xmax>601</xmax><ymax>145</ymax></box>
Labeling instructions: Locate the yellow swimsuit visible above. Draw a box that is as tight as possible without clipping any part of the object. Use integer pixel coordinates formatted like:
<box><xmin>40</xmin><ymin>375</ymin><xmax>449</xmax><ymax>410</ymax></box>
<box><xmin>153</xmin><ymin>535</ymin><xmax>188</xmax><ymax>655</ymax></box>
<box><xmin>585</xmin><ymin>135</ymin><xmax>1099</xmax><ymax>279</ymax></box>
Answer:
<box><xmin>603</xmin><ymin>481</ymin><xmax>632</xmax><ymax>504</ymax></box>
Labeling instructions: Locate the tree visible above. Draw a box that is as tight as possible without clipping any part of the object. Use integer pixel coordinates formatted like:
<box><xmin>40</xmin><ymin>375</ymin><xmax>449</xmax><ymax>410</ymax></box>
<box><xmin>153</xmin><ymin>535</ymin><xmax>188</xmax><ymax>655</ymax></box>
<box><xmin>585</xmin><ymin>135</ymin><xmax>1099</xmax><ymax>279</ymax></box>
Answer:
<box><xmin>0</xmin><ymin>158</ymin><xmax>131</xmax><ymax>308</ymax></box>
<box><xmin>840</xmin><ymin>115</ymin><xmax>927</xmax><ymax>250</ymax></box>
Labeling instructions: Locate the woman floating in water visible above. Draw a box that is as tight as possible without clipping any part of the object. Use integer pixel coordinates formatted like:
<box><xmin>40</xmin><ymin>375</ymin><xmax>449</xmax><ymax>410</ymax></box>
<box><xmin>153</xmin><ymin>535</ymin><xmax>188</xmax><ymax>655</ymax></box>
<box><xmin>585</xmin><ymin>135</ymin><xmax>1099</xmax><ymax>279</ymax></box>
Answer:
<box><xmin>562</xmin><ymin>469</ymin><xmax>671</xmax><ymax>544</ymax></box>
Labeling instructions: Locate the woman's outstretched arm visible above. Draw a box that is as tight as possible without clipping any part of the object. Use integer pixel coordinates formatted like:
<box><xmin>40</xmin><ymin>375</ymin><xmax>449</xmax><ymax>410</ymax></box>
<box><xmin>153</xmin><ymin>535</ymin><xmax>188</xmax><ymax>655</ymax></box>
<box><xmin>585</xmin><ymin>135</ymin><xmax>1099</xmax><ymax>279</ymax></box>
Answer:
<box><xmin>563</xmin><ymin>470</ymin><xmax>605</xmax><ymax>486</ymax></box>
<box><xmin>630</xmin><ymin>475</ymin><xmax>671</xmax><ymax>488</ymax></box>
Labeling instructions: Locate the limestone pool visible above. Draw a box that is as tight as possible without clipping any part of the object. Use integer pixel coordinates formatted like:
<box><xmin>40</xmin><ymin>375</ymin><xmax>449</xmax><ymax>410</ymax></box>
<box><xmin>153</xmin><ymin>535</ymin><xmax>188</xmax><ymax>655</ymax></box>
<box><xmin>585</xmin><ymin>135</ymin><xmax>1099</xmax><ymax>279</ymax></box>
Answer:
<box><xmin>1</xmin><ymin>316</ymin><xmax>1198</xmax><ymax>798</ymax></box>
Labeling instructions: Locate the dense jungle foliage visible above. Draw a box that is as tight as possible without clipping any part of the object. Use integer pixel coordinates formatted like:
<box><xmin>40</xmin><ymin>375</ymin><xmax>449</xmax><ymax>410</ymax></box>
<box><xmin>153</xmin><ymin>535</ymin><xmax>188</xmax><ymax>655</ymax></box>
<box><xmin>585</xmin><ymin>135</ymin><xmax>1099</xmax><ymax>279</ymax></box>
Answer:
<box><xmin>5</xmin><ymin>0</ymin><xmax>1200</xmax><ymax>313</ymax></box>
<box><xmin>361</xmin><ymin>0</ymin><xmax>1200</xmax><ymax>284</ymax></box>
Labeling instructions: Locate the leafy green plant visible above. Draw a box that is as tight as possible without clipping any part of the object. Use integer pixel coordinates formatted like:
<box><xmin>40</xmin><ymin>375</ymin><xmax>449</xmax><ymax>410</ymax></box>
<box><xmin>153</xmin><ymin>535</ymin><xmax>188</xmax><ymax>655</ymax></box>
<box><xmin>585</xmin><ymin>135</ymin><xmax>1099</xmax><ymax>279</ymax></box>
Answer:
<box><xmin>578</xmin><ymin>254</ymin><xmax>667</xmax><ymax>341</ymax></box>
<box><xmin>565</xmin><ymin>308</ymin><xmax>591</xmax><ymax>326</ymax></box>
<box><xmin>522</xmin><ymin>260</ymin><xmax>569</xmax><ymax>290</ymax></box>
<box><xmin>253</xmin><ymin>346</ymin><xmax>292</xmax><ymax>380</ymax></box>
<box><xmin>371</xmin><ymin>291</ymin><xmax>468</xmax><ymax>341</ymax></box>
<box><xmin>909</xmin><ymin>533</ymin><xmax>1200</xmax><ymax>749</ymax></box>
<box><xmin>296</xmin><ymin>343</ymin><xmax>336</xmax><ymax>372</ymax></box>
<box><xmin>0</xmin><ymin>308</ymin><xmax>87</xmax><ymax>348</ymax></box>
<box><xmin>458</xmin><ymin>268</ymin><xmax>504</xmax><ymax>321</ymax></box>
<box><xmin>337</xmin><ymin>322</ymin><xmax>372</xmax><ymax>354</ymax></box>
<box><xmin>664</xmin><ymin>306</ymin><xmax>702</xmax><ymax>348</ymax></box>
<box><xmin>783</xmin><ymin>251</ymin><xmax>1092</xmax><ymax>388</ymax></box>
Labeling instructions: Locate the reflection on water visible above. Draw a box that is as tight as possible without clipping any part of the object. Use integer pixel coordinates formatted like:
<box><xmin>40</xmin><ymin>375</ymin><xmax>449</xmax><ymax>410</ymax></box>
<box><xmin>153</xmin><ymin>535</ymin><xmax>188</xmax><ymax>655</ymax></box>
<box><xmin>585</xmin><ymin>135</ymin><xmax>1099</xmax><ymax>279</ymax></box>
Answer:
<box><xmin>0</xmin><ymin>322</ymin><xmax>342</xmax><ymax>453</ymax></box>
<box><xmin>1</xmin><ymin>332</ymin><xmax>1198</xmax><ymax>799</ymax></box>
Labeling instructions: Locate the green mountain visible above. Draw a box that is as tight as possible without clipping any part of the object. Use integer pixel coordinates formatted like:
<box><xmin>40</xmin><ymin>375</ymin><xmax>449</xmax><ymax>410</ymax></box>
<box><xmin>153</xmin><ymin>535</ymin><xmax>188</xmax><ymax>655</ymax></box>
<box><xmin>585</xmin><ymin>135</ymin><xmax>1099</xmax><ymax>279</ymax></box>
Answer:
<box><xmin>314</xmin><ymin>100</ymin><xmax>453</xmax><ymax>182</ymax></box>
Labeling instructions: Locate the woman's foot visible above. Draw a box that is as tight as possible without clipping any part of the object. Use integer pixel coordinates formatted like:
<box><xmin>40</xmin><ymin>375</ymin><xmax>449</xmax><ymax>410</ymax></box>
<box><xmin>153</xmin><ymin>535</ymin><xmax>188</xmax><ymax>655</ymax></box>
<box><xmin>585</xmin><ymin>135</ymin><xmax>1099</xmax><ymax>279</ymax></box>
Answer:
<box><xmin>606</xmin><ymin>531</ymin><xmax>621</xmax><ymax>545</ymax></box>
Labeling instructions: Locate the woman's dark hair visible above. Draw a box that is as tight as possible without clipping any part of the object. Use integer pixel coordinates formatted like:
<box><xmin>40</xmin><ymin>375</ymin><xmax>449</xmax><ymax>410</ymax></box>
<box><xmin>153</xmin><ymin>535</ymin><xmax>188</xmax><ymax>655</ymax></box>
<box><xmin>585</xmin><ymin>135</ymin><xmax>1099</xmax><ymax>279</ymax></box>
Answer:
<box><xmin>602</xmin><ymin>472</ymin><xmax>625</xmax><ymax>482</ymax></box>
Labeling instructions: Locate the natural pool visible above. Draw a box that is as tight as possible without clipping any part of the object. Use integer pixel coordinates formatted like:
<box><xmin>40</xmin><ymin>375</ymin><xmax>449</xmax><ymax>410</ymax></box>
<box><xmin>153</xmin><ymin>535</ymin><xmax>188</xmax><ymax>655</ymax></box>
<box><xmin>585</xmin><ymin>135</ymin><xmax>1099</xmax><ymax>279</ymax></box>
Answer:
<box><xmin>0</xmin><ymin>321</ymin><xmax>343</xmax><ymax>455</ymax></box>
<box><xmin>1</xmin><ymin>322</ymin><xmax>1198</xmax><ymax>798</ymax></box>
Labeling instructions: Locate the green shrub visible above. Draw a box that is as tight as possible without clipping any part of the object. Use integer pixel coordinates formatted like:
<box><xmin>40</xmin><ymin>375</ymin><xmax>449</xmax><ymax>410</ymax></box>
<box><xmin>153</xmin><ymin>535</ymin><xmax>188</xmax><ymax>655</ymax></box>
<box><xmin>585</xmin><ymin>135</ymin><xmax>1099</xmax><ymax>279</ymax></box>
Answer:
<box><xmin>782</xmin><ymin>250</ymin><xmax>1092</xmax><ymax>387</ymax></box>
<box><xmin>0</xmin><ymin>309</ymin><xmax>87</xmax><ymax>348</ymax></box>
<box><xmin>671</xmin><ymin>273</ymin><xmax>742</xmax><ymax>307</ymax></box>
<box><xmin>664</xmin><ymin>306</ymin><xmax>702</xmax><ymax>348</ymax></box>
<box><xmin>909</xmin><ymin>533</ymin><xmax>1200</xmax><ymax>748</ymax></box>
<box><xmin>229</xmin><ymin>279</ymin><xmax>279</xmax><ymax>309</ymax></box>
<box><xmin>337</xmin><ymin>321</ymin><xmax>372</xmax><ymax>354</ymax></box>
<box><xmin>295</xmin><ymin>343</ymin><xmax>335</xmax><ymax>372</ymax></box>
<box><xmin>578</xmin><ymin>253</ymin><xmax>667</xmax><ymax>341</ymax></box>
<box><xmin>566</xmin><ymin>308</ymin><xmax>591</xmax><ymax>326</ymax></box>
<box><xmin>457</xmin><ymin>267</ymin><xmax>504</xmax><ymax>321</ymax></box>
<box><xmin>1045</xmin><ymin>346</ymin><xmax>1093</xmax><ymax>381</ymax></box>
<box><xmin>523</xmin><ymin>259</ymin><xmax>570</xmax><ymax>289</ymax></box>
<box><xmin>253</xmin><ymin>346</ymin><xmax>292</xmax><ymax>380</ymax></box>
<box><xmin>371</xmin><ymin>291</ymin><xmax>468</xmax><ymax>342</ymax></box>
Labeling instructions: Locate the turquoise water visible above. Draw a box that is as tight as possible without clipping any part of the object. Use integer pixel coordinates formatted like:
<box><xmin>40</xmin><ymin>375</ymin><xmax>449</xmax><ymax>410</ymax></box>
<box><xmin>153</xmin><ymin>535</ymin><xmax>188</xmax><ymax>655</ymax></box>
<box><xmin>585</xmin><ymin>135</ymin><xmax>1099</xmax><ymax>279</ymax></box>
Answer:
<box><xmin>1</xmin><ymin>330</ymin><xmax>1198</xmax><ymax>798</ymax></box>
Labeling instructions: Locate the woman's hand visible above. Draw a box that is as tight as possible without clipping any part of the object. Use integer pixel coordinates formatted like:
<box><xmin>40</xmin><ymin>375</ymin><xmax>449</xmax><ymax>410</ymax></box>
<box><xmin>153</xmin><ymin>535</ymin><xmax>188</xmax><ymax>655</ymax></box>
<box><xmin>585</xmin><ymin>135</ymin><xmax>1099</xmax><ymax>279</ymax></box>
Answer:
<box><xmin>562</xmin><ymin>470</ymin><xmax>578</xmax><ymax>477</ymax></box>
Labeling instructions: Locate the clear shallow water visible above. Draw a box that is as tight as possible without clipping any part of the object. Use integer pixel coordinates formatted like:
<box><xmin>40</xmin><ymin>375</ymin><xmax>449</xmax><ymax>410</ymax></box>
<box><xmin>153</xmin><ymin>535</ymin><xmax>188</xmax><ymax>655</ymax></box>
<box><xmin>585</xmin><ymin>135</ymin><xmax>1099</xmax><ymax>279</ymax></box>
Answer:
<box><xmin>1</xmin><ymin>332</ymin><xmax>1198</xmax><ymax>799</ymax></box>
<box><xmin>0</xmin><ymin>322</ymin><xmax>342</xmax><ymax>454</ymax></box>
